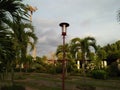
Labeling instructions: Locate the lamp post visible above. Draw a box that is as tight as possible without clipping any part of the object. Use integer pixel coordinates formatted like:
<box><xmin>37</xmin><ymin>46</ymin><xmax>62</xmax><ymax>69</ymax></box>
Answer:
<box><xmin>59</xmin><ymin>22</ymin><xmax>69</xmax><ymax>90</ymax></box>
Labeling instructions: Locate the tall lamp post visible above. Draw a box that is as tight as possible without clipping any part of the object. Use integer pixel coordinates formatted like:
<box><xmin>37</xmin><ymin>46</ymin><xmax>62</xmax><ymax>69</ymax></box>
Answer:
<box><xmin>59</xmin><ymin>22</ymin><xmax>69</xmax><ymax>90</ymax></box>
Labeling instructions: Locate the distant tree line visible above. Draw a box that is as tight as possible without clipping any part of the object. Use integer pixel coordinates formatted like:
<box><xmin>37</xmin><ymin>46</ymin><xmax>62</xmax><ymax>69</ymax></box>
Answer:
<box><xmin>55</xmin><ymin>37</ymin><xmax>120</xmax><ymax>78</ymax></box>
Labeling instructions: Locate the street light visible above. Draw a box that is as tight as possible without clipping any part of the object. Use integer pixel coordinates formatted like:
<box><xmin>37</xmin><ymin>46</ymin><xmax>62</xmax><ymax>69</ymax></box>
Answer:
<box><xmin>59</xmin><ymin>22</ymin><xmax>69</xmax><ymax>90</ymax></box>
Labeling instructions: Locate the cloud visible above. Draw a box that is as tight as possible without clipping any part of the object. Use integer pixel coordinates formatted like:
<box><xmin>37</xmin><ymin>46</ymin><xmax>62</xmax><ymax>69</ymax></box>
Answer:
<box><xmin>26</xmin><ymin>0</ymin><xmax>120</xmax><ymax>56</ymax></box>
<box><xmin>31</xmin><ymin>18</ymin><xmax>62</xmax><ymax>56</ymax></box>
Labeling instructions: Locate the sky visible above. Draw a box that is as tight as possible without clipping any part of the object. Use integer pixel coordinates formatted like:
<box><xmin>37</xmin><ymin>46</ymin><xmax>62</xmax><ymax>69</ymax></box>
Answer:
<box><xmin>23</xmin><ymin>0</ymin><xmax>120</xmax><ymax>57</ymax></box>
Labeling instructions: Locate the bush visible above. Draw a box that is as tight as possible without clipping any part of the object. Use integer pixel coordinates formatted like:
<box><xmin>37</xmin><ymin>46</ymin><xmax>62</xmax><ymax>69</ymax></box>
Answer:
<box><xmin>27</xmin><ymin>68</ymin><xmax>34</xmax><ymax>72</ymax></box>
<box><xmin>70</xmin><ymin>69</ymin><xmax>83</xmax><ymax>76</ymax></box>
<box><xmin>91</xmin><ymin>69</ymin><xmax>108</xmax><ymax>79</ymax></box>
<box><xmin>53</xmin><ymin>63</ymin><xmax>62</xmax><ymax>74</ymax></box>
<box><xmin>46</xmin><ymin>64</ymin><xmax>56</xmax><ymax>74</ymax></box>
<box><xmin>107</xmin><ymin>62</ymin><xmax>120</xmax><ymax>77</ymax></box>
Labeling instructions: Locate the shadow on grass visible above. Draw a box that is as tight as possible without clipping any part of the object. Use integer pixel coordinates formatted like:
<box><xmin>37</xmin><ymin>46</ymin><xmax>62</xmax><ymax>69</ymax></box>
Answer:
<box><xmin>1</xmin><ymin>84</ymin><xmax>25</xmax><ymax>90</ymax></box>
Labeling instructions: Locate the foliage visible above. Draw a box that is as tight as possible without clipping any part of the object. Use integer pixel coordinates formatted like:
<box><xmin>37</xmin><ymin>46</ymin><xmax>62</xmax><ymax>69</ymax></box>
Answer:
<box><xmin>103</xmin><ymin>40</ymin><xmax>120</xmax><ymax>64</ymax></box>
<box><xmin>56</xmin><ymin>44</ymin><xmax>70</xmax><ymax>60</ymax></box>
<box><xmin>69</xmin><ymin>37</ymin><xmax>81</xmax><ymax>59</ymax></box>
<box><xmin>0</xmin><ymin>0</ymin><xmax>37</xmax><ymax>83</ymax></box>
<box><xmin>91</xmin><ymin>69</ymin><xmax>108</xmax><ymax>79</ymax></box>
<box><xmin>106</xmin><ymin>51</ymin><xmax>120</xmax><ymax>65</ymax></box>
<box><xmin>86</xmin><ymin>62</ymin><xmax>96</xmax><ymax>72</ymax></box>
<box><xmin>32</xmin><ymin>62</ymin><xmax>47</xmax><ymax>73</ymax></box>
<box><xmin>0</xmin><ymin>0</ymin><xmax>28</xmax><ymax>23</ymax></box>
<box><xmin>107</xmin><ymin>62</ymin><xmax>120</xmax><ymax>77</ymax></box>
<box><xmin>97</xmin><ymin>48</ymin><xmax>107</xmax><ymax>60</ymax></box>
<box><xmin>56</xmin><ymin>37</ymin><xmax>97</xmax><ymax>73</ymax></box>
<box><xmin>54</xmin><ymin>63</ymin><xmax>62</xmax><ymax>74</ymax></box>
<box><xmin>67</xmin><ymin>58</ymin><xmax>77</xmax><ymax>73</ymax></box>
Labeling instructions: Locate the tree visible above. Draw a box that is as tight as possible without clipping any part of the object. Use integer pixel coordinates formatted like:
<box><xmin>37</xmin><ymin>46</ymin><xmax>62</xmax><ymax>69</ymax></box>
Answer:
<box><xmin>0</xmin><ymin>0</ymin><xmax>28</xmax><ymax>24</ymax></box>
<box><xmin>70</xmin><ymin>37</ymin><xmax>81</xmax><ymax>59</ymax></box>
<box><xmin>96</xmin><ymin>47</ymin><xmax>107</xmax><ymax>69</ymax></box>
<box><xmin>0</xmin><ymin>26</ymin><xmax>16</xmax><ymax>81</ymax></box>
<box><xmin>56</xmin><ymin>44</ymin><xmax>75</xmax><ymax>75</ymax></box>
<box><xmin>102</xmin><ymin>40</ymin><xmax>120</xmax><ymax>65</ymax></box>
<box><xmin>80</xmin><ymin>36</ymin><xmax>97</xmax><ymax>82</ymax></box>
<box><xmin>81</xmin><ymin>37</ymin><xmax>96</xmax><ymax>60</ymax></box>
<box><xmin>70</xmin><ymin>37</ymin><xmax>97</xmax><ymax>68</ymax></box>
<box><xmin>24</xmin><ymin>55</ymin><xmax>33</xmax><ymax>72</ymax></box>
<box><xmin>70</xmin><ymin>37</ymin><xmax>82</xmax><ymax>70</ymax></box>
<box><xmin>0</xmin><ymin>0</ymin><xmax>32</xmax><ymax>64</ymax></box>
<box><xmin>0</xmin><ymin>0</ymin><xmax>36</xmax><ymax>83</ymax></box>
<box><xmin>70</xmin><ymin>37</ymin><xmax>97</xmax><ymax>78</ymax></box>
<box><xmin>5</xmin><ymin>17</ymin><xmax>37</xmax><ymax>70</ymax></box>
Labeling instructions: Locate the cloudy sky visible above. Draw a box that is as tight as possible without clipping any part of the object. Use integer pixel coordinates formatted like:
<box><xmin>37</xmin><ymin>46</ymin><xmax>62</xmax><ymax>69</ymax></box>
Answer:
<box><xmin>24</xmin><ymin>0</ymin><xmax>120</xmax><ymax>57</ymax></box>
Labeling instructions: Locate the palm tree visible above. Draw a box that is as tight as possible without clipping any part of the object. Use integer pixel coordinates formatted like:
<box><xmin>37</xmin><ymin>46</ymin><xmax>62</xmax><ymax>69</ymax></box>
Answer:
<box><xmin>70</xmin><ymin>37</ymin><xmax>97</xmax><ymax>66</ymax></box>
<box><xmin>56</xmin><ymin>44</ymin><xmax>71</xmax><ymax>76</ymax></box>
<box><xmin>0</xmin><ymin>26</ymin><xmax>16</xmax><ymax>81</ymax></box>
<box><xmin>5</xmin><ymin>17</ymin><xmax>37</xmax><ymax>71</ymax></box>
<box><xmin>56</xmin><ymin>45</ymin><xmax>63</xmax><ymax>59</ymax></box>
<box><xmin>0</xmin><ymin>0</ymin><xmax>31</xmax><ymax>63</ymax></box>
<box><xmin>0</xmin><ymin>0</ymin><xmax>28</xmax><ymax>23</ymax></box>
<box><xmin>0</xmin><ymin>0</ymin><xmax>35</xmax><ymax>83</ymax></box>
<box><xmin>96</xmin><ymin>47</ymin><xmax>107</xmax><ymax>69</ymax></box>
<box><xmin>80</xmin><ymin>36</ymin><xmax>97</xmax><ymax>67</ymax></box>
<box><xmin>70</xmin><ymin>38</ymin><xmax>82</xmax><ymax>69</ymax></box>
<box><xmin>70</xmin><ymin>37</ymin><xmax>81</xmax><ymax>59</ymax></box>
<box><xmin>56</xmin><ymin>44</ymin><xmax>70</xmax><ymax>60</ymax></box>
<box><xmin>24</xmin><ymin>55</ymin><xmax>33</xmax><ymax>72</ymax></box>
<box><xmin>70</xmin><ymin>37</ymin><xmax>97</xmax><ymax>76</ymax></box>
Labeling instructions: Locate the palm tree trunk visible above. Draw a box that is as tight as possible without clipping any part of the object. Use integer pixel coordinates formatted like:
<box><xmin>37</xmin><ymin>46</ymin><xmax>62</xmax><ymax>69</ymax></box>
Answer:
<box><xmin>82</xmin><ymin>54</ymin><xmax>86</xmax><ymax>83</ymax></box>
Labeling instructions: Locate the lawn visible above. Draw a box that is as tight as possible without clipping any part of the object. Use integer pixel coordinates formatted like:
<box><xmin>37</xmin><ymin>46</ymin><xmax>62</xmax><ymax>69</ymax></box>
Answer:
<box><xmin>0</xmin><ymin>73</ymin><xmax>120</xmax><ymax>90</ymax></box>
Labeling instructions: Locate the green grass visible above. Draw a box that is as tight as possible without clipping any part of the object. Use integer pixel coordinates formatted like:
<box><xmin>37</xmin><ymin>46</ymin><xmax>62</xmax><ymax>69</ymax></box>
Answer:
<box><xmin>1</xmin><ymin>73</ymin><xmax>120</xmax><ymax>90</ymax></box>
<box><xmin>1</xmin><ymin>84</ymin><xmax>25</xmax><ymax>90</ymax></box>
<box><xmin>66</xmin><ymin>76</ymin><xmax>120</xmax><ymax>89</ymax></box>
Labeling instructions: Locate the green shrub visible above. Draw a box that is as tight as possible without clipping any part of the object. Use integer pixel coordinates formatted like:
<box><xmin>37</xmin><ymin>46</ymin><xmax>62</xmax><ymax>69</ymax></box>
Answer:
<box><xmin>54</xmin><ymin>63</ymin><xmax>62</xmax><ymax>74</ymax></box>
<box><xmin>46</xmin><ymin>64</ymin><xmax>56</xmax><ymax>74</ymax></box>
<box><xmin>27</xmin><ymin>68</ymin><xmax>34</xmax><ymax>72</ymax></box>
<box><xmin>70</xmin><ymin>69</ymin><xmax>82</xmax><ymax>76</ymax></box>
<box><xmin>91</xmin><ymin>70</ymin><xmax>108</xmax><ymax>79</ymax></box>
<box><xmin>107</xmin><ymin>62</ymin><xmax>120</xmax><ymax>77</ymax></box>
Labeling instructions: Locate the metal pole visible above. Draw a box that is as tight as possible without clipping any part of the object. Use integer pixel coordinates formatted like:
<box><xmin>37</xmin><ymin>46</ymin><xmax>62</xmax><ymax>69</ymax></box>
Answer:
<box><xmin>62</xmin><ymin>35</ymin><xmax>65</xmax><ymax>90</ymax></box>
<box><xmin>59</xmin><ymin>22</ymin><xmax>69</xmax><ymax>90</ymax></box>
